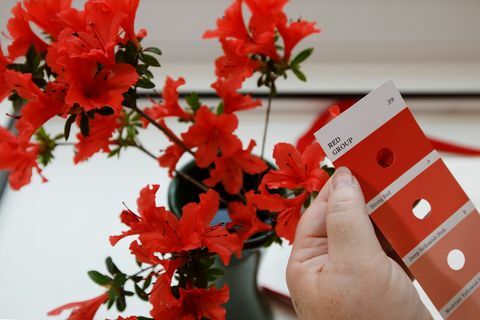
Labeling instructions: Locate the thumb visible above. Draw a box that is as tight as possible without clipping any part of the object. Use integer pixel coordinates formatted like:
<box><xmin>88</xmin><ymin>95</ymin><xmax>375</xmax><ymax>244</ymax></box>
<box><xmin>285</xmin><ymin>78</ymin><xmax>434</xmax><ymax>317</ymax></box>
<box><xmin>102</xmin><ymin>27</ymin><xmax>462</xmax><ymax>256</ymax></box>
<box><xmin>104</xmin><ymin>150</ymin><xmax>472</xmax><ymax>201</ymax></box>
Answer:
<box><xmin>326</xmin><ymin>167</ymin><xmax>383</xmax><ymax>262</ymax></box>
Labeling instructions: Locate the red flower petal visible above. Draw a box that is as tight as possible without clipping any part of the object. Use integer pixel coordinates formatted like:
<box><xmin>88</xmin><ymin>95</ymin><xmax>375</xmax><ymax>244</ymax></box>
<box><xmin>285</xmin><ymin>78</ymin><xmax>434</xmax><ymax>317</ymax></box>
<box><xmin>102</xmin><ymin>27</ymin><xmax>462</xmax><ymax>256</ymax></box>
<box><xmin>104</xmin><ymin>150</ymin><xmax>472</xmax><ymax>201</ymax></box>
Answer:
<box><xmin>7</xmin><ymin>3</ymin><xmax>48</xmax><ymax>60</ymax></box>
<box><xmin>182</xmin><ymin>106</ymin><xmax>242</xmax><ymax>167</ymax></box>
<box><xmin>47</xmin><ymin>292</ymin><xmax>107</xmax><ymax>320</ymax></box>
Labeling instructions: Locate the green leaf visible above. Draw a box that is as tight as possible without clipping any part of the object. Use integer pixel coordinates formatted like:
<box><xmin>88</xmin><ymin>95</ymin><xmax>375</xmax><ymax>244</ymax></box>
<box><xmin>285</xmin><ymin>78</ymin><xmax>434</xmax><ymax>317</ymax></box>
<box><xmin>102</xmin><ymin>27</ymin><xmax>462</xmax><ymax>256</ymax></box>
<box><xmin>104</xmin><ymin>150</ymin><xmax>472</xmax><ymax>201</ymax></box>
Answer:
<box><xmin>64</xmin><ymin>114</ymin><xmax>77</xmax><ymax>141</ymax></box>
<box><xmin>106</xmin><ymin>257</ymin><xmax>120</xmax><ymax>275</ymax></box>
<box><xmin>137</xmin><ymin>317</ymin><xmax>154</xmax><ymax>320</ymax></box>
<box><xmin>140</xmin><ymin>54</ymin><xmax>160</xmax><ymax>67</ymax></box>
<box><xmin>143</xmin><ymin>274</ymin><xmax>152</xmax><ymax>289</ymax></box>
<box><xmin>116</xmin><ymin>293</ymin><xmax>126</xmax><ymax>312</ymax></box>
<box><xmin>216</xmin><ymin>102</ymin><xmax>224</xmax><ymax>115</ymax></box>
<box><xmin>322</xmin><ymin>165</ymin><xmax>335</xmax><ymax>177</ymax></box>
<box><xmin>185</xmin><ymin>92</ymin><xmax>201</xmax><ymax>112</ymax></box>
<box><xmin>80</xmin><ymin>113</ymin><xmax>90</xmax><ymax>137</ymax></box>
<box><xmin>107</xmin><ymin>289</ymin><xmax>116</xmax><ymax>309</ymax></box>
<box><xmin>143</xmin><ymin>69</ymin><xmax>154</xmax><ymax>79</ymax></box>
<box><xmin>291</xmin><ymin>66</ymin><xmax>307</xmax><ymax>82</ymax></box>
<box><xmin>291</xmin><ymin>47</ymin><xmax>314</xmax><ymax>66</ymax></box>
<box><xmin>136</xmin><ymin>78</ymin><xmax>156</xmax><ymax>89</ymax></box>
<box><xmin>108</xmin><ymin>148</ymin><xmax>121</xmax><ymax>158</ymax></box>
<box><xmin>97</xmin><ymin>106</ymin><xmax>115</xmax><ymax>116</ymax></box>
<box><xmin>87</xmin><ymin>271</ymin><xmax>111</xmax><ymax>286</ymax></box>
<box><xmin>143</xmin><ymin>47</ymin><xmax>162</xmax><ymax>55</ymax></box>
<box><xmin>26</xmin><ymin>45</ymin><xmax>40</xmax><ymax>71</ymax></box>
<box><xmin>135</xmin><ymin>284</ymin><xmax>149</xmax><ymax>301</ymax></box>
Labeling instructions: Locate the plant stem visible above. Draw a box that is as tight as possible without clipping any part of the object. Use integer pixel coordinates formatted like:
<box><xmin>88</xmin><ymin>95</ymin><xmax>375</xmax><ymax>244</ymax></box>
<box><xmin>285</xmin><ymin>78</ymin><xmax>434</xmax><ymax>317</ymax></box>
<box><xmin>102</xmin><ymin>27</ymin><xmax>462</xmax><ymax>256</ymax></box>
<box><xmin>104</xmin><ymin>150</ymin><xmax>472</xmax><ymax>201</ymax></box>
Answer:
<box><xmin>132</xmin><ymin>142</ymin><xmax>228</xmax><ymax>205</ymax></box>
<box><xmin>128</xmin><ymin>105</ymin><xmax>194</xmax><ymax>157</ymax></box>
<box><xmin>260</xmin><ymin>90</ymin><xmax>274</xmax><ymax>159</ymax></box>
<box><xmin>56</xmin><ymin>142</ymin><xmax>75</xmax><ymax>146</ymax></box>
<box><xmin>127</xmin><ymin>264</ymin><xmax>158</xmax><ymax>280</ymax></box>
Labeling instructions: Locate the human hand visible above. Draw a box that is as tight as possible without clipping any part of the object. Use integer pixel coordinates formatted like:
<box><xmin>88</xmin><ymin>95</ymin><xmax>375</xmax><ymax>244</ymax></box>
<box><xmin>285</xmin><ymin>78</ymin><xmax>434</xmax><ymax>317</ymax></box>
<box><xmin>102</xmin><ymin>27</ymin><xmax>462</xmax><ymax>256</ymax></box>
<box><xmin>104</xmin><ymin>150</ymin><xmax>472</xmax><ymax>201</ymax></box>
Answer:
<box><xmin>286</xmin><ymin>167</ymin><xmax>432</xmax><ymax>320</ymax></box>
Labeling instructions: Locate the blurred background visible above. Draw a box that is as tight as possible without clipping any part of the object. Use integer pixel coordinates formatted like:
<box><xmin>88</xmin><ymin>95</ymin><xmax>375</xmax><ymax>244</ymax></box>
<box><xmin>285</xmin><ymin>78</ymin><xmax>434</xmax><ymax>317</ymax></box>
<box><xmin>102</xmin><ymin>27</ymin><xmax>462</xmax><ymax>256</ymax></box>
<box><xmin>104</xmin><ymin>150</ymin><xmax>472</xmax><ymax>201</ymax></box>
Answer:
<box><xmin>0</xmin><ymin>0</ymin><xmax>479</xmax><ymax>319</ymax></box>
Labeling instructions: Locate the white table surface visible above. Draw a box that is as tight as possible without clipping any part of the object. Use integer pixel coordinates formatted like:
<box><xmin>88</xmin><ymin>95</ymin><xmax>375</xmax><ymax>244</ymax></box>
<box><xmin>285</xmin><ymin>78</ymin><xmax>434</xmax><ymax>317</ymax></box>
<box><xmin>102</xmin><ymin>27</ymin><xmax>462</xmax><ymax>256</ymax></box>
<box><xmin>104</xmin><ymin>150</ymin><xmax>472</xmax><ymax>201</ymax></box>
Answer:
<box><xmin>1</xmin><ymin>98</ymin><xmax>480</xmax><ymax>319</ymax></box>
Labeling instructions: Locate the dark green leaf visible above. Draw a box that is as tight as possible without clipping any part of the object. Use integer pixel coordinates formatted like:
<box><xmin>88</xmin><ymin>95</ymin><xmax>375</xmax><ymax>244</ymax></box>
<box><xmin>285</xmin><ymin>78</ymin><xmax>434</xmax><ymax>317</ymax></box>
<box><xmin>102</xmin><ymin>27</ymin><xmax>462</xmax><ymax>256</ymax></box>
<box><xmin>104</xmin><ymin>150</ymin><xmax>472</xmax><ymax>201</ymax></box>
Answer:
<box><xmin>185</xmin><ymin>92</ymin><xmax>201</xmax><ymax>112</ymax></box>
<box><xmin>143</xmin><ymin>274</ymin><xmax>152</xmax><ymax>289</ymax></box>
<box><xmin>106</xmin><ymin>257</ymin><xmax>120</xmax><ymax>275</ymax></box>
<box><xmin>80</xmin><ymin>113</ymin><xmax>90</xmax><ymax>137</ymax></box>
<box><xmin>140</xmin><ymin>54</ymin><xmax>160</xmax><ymax>67</ymax></box>
<box><xmin>137</xmin><ymin>317</ymin><xmax>154</xmax><ymax>320</ymax></box>
<box><xmin>107</xmin><ymin>289</ymin><xmax>116</xmax><ymax>309</ymax></box>
<box><xmin>131</xmin><ymin>275</ymin><xmax>143</xmax><ymax>283</ymax></box>
<box><xmin>64</xmin><ymin>114</ymin><xmax>77</xmax><ymax>141</ymax></box>
<box><xmin>136</xmin><ymin>78</ymin><xmax>156</xmax><ymax>89</ymax></box>
<box><xmin>97</xmin><ymin>106</ymin><xmax>115</xmax><ymax>116</ymax></box>
<box><xmin>116</xmin><ymin>293</ymin><xmax>126</xmax><ymax>312</ymax></box>
<box><xmin>135</xmin><ymin>284</ymin><xmax>149</xmax><ymax>301</ymax></box>
<box><xmin>143</xmin><ymin>69</ymin><xmax>154</xmax><ymax>79</ymax></box>
<box><xmin>291</xmin><ymin>48</ymin><xmax>314</xmax><ymax>66</ymax></box>
<box><xmin>291</xmin><ymin>66</ymin><xmax>307</xmax><ymax>82</ymax></box>
<box><xmin>87</xmin><ymin>271</ymin><xmax>111</xmax><ymax>286</ymax></box>
<box><xmin>26</xmin><ymin>45</ymin><xmax>40</xmax><ymax>71</ymax></box>
<box><xmin>143</xmin><ymin>47</ymin><xmax>162</xmax><ymax>55</ymax></box>
<box><xmin>217</xmin><ymin>102</ymin><xmax>224</xmax><ymax>115</ymax></box>
<box><xmin>113</xmin><ymin>273</ymin><xmax>127</xmax><ymax>287</ymax></box>
<box><xmin>108</xmin><ymin>148</ymin><xmax>121</xmax><ymax>158</ymax></box>
<box><xmin>322</xmin><ymin>165</ymin><xmax>335</xmax><ymax>177</ymax></box>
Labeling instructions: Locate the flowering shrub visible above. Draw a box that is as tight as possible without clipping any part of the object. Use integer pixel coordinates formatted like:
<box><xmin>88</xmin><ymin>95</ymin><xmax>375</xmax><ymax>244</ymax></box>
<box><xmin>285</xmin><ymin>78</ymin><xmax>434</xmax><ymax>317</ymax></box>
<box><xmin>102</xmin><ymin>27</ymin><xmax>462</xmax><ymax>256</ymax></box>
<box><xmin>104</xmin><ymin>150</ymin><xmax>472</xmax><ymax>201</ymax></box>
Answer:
<box><xmin>0</xmin><ymin>0</ymin><xmax>333</xmax><ymax>319</ymax></box>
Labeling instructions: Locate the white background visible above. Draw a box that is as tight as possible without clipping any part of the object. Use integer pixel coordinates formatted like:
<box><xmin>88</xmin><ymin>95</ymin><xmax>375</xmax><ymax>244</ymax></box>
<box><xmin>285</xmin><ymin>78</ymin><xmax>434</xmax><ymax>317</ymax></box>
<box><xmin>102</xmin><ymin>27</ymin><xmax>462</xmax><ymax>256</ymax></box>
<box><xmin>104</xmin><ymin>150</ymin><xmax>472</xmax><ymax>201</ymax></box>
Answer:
<box><xmin>0</xmin><ymin>0</ymin><xmax>480</xmax><ymax>319</ymax></box>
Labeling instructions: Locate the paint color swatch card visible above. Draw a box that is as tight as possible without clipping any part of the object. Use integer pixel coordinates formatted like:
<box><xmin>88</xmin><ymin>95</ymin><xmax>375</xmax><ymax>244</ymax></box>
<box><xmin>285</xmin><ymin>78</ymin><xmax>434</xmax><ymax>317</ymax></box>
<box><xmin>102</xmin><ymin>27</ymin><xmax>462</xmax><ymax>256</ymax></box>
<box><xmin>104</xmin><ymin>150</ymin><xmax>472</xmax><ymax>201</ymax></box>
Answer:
<box><xmin>315</xmin><ymin>80</ymin><xmax>480</xmax><ymax>319</ymax></box>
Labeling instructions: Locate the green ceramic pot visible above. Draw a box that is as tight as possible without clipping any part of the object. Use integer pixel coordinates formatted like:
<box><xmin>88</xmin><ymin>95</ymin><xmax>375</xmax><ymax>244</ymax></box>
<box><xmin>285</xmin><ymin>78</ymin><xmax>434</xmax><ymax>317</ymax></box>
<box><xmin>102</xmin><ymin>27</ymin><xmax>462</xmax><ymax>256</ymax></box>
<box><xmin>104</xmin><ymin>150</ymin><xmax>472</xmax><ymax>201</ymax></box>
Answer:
<box><xmin>168</xmin><ymin>160</ymin><xmax>274</xmax><ymax>320</ymax></box>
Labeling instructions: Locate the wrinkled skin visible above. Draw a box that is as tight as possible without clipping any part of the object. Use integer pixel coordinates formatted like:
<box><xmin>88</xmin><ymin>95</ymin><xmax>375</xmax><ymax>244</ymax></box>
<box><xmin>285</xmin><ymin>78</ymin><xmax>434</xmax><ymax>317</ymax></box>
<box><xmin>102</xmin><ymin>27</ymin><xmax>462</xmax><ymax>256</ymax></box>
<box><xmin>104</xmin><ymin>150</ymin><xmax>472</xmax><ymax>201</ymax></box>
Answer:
<box><xmin>286</xmin><ymin>167</ymin><xmax>432</xmax><ymax>320</ymax></box>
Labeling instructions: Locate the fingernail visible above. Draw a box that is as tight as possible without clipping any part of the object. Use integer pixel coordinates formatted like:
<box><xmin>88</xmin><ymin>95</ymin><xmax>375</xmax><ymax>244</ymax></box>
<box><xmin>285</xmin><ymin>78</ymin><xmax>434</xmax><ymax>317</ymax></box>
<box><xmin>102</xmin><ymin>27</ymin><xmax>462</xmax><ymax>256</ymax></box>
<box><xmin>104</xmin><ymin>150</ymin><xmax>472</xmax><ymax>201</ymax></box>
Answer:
<box><xmin>332</xmin><ymin>167</ymin><xmax>353</xmax><ymax>190</ymax></box>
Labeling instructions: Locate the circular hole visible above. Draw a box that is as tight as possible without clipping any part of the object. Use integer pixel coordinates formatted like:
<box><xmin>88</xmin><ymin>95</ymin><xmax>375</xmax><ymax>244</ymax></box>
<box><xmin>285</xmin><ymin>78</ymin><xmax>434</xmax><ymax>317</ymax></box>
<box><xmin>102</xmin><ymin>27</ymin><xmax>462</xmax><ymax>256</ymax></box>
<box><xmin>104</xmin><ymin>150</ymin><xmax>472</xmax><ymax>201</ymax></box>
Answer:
<box><xmin>376</xmin><ymin>148</ymin><xmax>395</xmax><ymax>168</ymax></box>
<box><xmin>447</xmin><ymin>249</ymin><xmax>465</xmax><ymax>271</ymax></box>
<box><xmin>412</xmin><ymin>199</ymin><xmax>431</xmax><ymax>220</ymax></box>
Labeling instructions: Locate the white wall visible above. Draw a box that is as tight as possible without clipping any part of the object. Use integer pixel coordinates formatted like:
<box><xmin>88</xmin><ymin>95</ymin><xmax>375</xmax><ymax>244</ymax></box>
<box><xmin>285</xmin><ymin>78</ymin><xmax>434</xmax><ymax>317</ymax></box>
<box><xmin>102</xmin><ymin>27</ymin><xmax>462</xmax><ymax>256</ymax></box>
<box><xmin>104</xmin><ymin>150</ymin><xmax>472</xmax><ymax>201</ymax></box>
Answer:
<box><xmin>1</xmin><ymin>0</ymin><xmax>480</xmax><ymax>92</ymax></box>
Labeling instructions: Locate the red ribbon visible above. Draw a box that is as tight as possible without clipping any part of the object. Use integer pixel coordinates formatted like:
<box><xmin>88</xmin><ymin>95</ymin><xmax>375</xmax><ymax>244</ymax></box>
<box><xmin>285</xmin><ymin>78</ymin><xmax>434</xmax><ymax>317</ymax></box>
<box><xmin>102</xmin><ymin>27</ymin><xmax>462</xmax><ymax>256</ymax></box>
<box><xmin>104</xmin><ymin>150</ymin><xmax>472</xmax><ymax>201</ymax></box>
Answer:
<box><xmin>296</xmin><ymin>100</ymin><xmax>480</xmax><ymax>156</ymax></box>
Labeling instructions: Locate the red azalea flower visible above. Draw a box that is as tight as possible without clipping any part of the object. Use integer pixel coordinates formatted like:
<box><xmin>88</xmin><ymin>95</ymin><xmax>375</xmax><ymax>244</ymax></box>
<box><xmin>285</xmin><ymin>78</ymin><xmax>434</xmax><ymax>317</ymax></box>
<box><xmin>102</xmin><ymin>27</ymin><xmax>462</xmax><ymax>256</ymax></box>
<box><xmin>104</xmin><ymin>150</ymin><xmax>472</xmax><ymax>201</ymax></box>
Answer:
<box><xmin>244</xmin><ymin>0</ymin><xmax>287</xmax><ymax>37</ymax></box>
<box><xmin>55</xmin><ymin>1</ymin><xmax>125</xmax><ymax>66</ymax></box>
<box><xmin>252</xmin><ymin>191</ymin><xmax>309</xmax><ymax>244</ymax></box>
<box><xmin>228</xmin><ymin>191</ymin><xmax>271</xmax><ymax>243</ymax></box>
<box><xmin>0</xmin><ymin>46</ymin><xmax>12</xmax><ymax>102</ymax></box>
<box><xmin>23</xmin><ymin>0</ymin><xmax>73</xmax><ymax>38</ymax></box>
<box><xmin>182</xmin><ymin>106</ymin><xmax>242</xmax><ymax>168</ymax></box>
<box><xmin>110</xmin><ymin>184</ymin><xmax>202</xmax><ymax>256</ymax></box>
<box><xmin>7</xmin><ymin>3</ymin><xmax>48</xmax><ymax>60</ymax></box>
<box><xmin>204</xmin><ymin>0</ymin><xmax>282</xmax><ymax>61</ymax></box>
<box><xmin>214</xmin><ymin>38</ymin><xmax>260</xmax><ymax>82</ymax></box>
<box><xmin>211</xmin><ymin>77</ymin><xmax>261</xmax><ymax>114</ymax></box>
<box><xmin>277</xmin><ymin>14</ymin><xmax>320</xmax><ymax>60</ymax></box>
<box><xmin>150</xmin><ymin>274</ymin><xmax>229</xmax><ymax>320</ymax></box>
<box><xmin>5</xmin><ymin>70</ymin><xmax>66</xmax><ymax>142</ymax></box>
<box><xmin>101</xmin><ymin>0</ymin><xmax>141</xmax><ymax>45</ymax></box>
<box><xmin>144</xmin><ymin>77</ymin><xmax>192</xmax><ymax>122</ymax></box>
<box><xmin>74</xmin><ymin>113</ymin><xmax>121</xmax><ymax>164</ymax></box>
<box><xmin>0</xmin><ymin>127</ymin><xmax>45</xmax><ymax>190</ymax></box>
<box><xmin>116</xmin><ymin>317</ymin><xmax>137</xmax><ymax>320</ymax></box>
<box><xmin>261</xmin><ymin>142</ymin><xmax>328</xmax><ymax>193</ymax></box>
<box><xmin>204</xmin><ymin>0</ymin><xmax>249</xmax><ymax>41</ymax></box>
<box><xmin>111</xmin><ymin>187</ymin><xmax>240</xmax><ymax>265</ymax></box>
<box><xmin>181</xmin><ymin>190</ymin><xmax>242</xmax><ymax>265</ymax></box>
<box><xmin>204</xmin><ymin>140</ymin><xmax>267</xmax><ymax>195</ymax></box>
<box><xmin>47</xmin><ymin>292</ymin><xmax>107</xmax><ymax>320</ymax></box>
<box><xmin>62</xmin><ymin>59</ymin><xmax>138</xmax><ymax>112</ymax></box>
<box><xmin>158</xmin><ymin>143</ymin><xmax>185</xmax><ymax>177</ymax></box>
